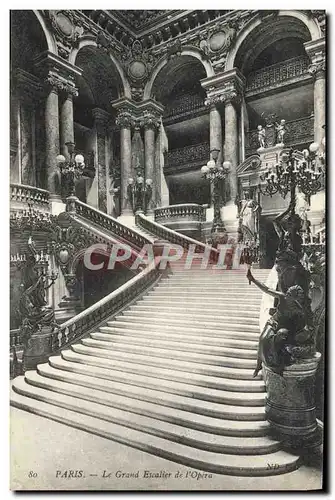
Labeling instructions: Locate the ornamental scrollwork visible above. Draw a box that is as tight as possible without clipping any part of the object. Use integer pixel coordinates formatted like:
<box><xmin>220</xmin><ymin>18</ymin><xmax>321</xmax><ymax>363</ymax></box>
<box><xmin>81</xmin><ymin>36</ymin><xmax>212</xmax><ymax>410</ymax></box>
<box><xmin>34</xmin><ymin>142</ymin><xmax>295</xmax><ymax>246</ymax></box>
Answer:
<box><xmin>44</xmin><ymin>10</ymin><xmax>84</xmax><ymax>60</ymax></box>
<box><xmin>118</xmin><ymin>40</ymin><xmax>160</xmax><ymax>101</ymax></box>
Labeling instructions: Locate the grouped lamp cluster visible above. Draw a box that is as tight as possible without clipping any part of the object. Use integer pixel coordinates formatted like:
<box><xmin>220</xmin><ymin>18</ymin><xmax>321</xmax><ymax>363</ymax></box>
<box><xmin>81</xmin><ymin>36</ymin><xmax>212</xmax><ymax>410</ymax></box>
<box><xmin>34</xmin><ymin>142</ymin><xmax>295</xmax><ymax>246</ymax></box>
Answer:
<box><xmin>259</xmin><ymin>140</ymin><xmax>325</xmax><ymax>202</ymax></box>
<box><xmin>56</xmin><ymin>142</ymin><xmax>95</xmax><ymax>198</ymax></box>
<box><xmin>201</xmin><ymin>148</ymin><xmax>231</xmax><ymax>235</ymax></box>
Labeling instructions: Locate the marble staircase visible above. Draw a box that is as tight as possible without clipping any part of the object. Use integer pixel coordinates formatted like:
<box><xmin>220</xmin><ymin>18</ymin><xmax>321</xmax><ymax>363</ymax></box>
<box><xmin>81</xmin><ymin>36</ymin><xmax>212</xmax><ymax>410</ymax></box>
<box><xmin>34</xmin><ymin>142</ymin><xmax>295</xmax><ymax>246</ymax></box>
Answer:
<box><xmin>11</xmin><ymin>266</ymin><xmax>301</xmax><ymax>476</ymax></box>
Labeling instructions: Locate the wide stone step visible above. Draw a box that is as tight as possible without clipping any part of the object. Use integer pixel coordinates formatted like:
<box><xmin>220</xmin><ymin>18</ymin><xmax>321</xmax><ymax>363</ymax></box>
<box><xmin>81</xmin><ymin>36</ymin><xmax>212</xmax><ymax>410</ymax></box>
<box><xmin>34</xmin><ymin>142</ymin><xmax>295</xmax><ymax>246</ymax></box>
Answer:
<box><xmin>142</xmin><ymin>295</ymin><xmax>262</xmax><ymax>305</ymax></box>
<box><xmin>117</xmin><ymin>313</ymin><xmax>260</xmax><ymax>331</ymax></box>
<box><xmin>33</xmin><ymin>366</ymin><xmax>264</xmax><ymax>422</ymax></box>
<box><xmin>82</xmin><ymin>337</ymin><xmax>256</xmax><ymax>368</ymax></box>
<box><xmin>121</xmin><ymin>309</ymin><xmax>259</xmax><ymax>325</ymax></box>
<box><xmin>11</xmin><ymin>386</ymin><xmax>300</xmax><ymax>475</ymax></box>
<box><xmin>129</xmin><ymin>303</ymin><xmax>259</xmax><ymax>318</ymax></box>
<box><xmin>148</xmin><ymin>290</ymin><xmax>263</xmax><ymax>300</ymax></box>
<box><xmin>106</xmin><ymin>321</ymin><xmax>261</xmax><ymax>341</ymax></box>
<box><xmin>49</xmin><ymin>356</ymin><xmax>265</xmax><ymax>406</ymax></box>
<box><xmin>61</xmin><ymin>350</ymin><xmax>265</xmax><ymax>393</ymax></box>
<box><xmin>155</xmin><ymin>284</ymin><xmax>262</xmax><ymax>293</ymax></box>
<box><xmin>92</xmin><ymin>331</ymin><xmax>258</xmax><ymax>358</ymax></box>
<box><xmin>72</xmin><ymin>343</ymin><xmax>259</xmax><ymax>380</ymax></box>
<box><xmin>16</xmin><ymin>372</ymin><xmax>277</xmax><ymax>455</ymax></box>
<box><xmin>18</xmin><ymin>373</ymin><xmax>265</xmax><ymax>434</ymax></box>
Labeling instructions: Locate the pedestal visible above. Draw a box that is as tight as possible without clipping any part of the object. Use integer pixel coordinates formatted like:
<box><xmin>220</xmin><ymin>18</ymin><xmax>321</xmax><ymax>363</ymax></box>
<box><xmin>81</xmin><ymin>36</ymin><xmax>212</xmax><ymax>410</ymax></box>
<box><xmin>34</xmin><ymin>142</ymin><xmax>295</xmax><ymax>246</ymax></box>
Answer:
<box><xmin>263</xmin><ymin>353</ymin><xmax>322</xmax><ymax>450</ymax></box>
<box><xmin>23</xmin><ymin>325</ymin><xmax>54</xmax><ymax>371</ymax></box>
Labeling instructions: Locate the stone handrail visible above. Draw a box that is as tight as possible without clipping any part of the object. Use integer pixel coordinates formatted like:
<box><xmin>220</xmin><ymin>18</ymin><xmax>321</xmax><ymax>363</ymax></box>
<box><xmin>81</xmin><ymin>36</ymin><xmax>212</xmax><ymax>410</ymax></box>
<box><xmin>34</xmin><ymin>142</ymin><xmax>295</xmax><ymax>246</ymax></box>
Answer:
<box><xmin>10</xmin><ymin>183</ymin><xmax>50</xmax><ymax>209</ymax></box>
<box><xmin>154</xmin><ymin>204</ymin><xmax>206</xmax><ymax>223</ymax></box>
<box><xmin>68</xmin><ymin>197</ymin><xmax>151</xmax><ymax>250</ymax></box>
<box><xmin>52</xmin><ymin>257</ymin><xmax>165</xmax><ymax>351</ymax></box>
<box><xmin>246</xmin><ymin>55</ymin><xmax>310</xmax><ymax>94</ymax></box>
<box><xmin>136</xmin><ymin>212</ymin><xmax>219</xmax><ymax>259</ymax></box>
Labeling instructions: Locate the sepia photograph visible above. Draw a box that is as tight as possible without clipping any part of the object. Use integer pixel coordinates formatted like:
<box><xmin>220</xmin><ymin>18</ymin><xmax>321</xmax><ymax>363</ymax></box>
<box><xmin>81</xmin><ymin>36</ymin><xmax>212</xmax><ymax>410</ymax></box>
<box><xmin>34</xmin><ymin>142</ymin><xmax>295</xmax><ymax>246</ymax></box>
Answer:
<box><xmin>9</xmin><ymin>7</ymin><xmax>326</xmax><ymax>491</ymax></box>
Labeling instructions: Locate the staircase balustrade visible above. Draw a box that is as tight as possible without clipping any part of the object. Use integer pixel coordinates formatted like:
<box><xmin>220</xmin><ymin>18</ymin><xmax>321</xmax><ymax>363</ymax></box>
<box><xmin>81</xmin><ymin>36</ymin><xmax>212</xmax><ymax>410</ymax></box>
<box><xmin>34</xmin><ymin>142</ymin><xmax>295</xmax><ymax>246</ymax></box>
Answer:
<box><xmin>68</xmin><ymin>197</ymin><xmax>151</xmax><ymax>250</ymax></box>
<box><xmin>10</xmin><ymin>183</ymin><xmax>50</xmax><ymax>210</ymax></box>
<box><xmin>136</xmin><ymin>213</ymin><xmax>219</xmax><ymax>259</ymax></box>
<box><xmin>52</xmin><ymin>258</ymin><xmax>166</xmax><ymax>351</ymax></box>
<box><xmin>154</xmin><ymin>204</ymin><xmax>207</xmax><ymax>223</ymax></box>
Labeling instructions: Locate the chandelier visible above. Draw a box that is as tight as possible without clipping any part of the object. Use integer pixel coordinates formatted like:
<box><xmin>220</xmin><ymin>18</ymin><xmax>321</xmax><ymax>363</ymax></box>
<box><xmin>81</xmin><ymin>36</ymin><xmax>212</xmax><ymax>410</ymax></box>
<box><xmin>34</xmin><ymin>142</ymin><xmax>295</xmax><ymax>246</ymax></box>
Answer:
<box><xmin>56</xmin><ymin>142</ymin><xmax>95</xmax><ymax>198</ymax></box>
<box><xmin>258</xmin><ymin>141</ymin><xmax>325</xmax><ymax>203</ymax></box>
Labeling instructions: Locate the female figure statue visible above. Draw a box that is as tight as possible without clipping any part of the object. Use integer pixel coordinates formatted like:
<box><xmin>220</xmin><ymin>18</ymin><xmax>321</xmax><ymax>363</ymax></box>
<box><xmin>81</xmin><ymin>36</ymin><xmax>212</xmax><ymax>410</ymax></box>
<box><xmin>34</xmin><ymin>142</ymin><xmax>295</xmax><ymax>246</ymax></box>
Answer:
<box><xmin>247</xmin><ymin>267</ymin><xmax>315</xmax><ymax>377</ymax></box>
<box><xmin>239</xmin><ymin>191</ymin><xmax>261</xmax><ymax>237</ymax></box>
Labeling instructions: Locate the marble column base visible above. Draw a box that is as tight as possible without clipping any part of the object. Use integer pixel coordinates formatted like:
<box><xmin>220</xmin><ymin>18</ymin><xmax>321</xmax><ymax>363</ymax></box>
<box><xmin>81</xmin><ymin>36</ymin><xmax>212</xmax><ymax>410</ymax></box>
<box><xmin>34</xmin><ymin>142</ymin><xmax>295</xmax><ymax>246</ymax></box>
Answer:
<box><xmin>263</xmin><ymin>353</ymin><xmax>322</xmax><ymax>450</ymax></box>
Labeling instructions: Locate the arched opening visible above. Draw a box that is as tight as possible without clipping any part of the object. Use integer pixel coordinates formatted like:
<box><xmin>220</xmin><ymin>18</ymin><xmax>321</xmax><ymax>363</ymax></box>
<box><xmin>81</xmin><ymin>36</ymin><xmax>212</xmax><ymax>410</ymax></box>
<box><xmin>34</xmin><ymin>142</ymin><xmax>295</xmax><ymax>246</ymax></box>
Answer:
<box><xmin>73</xmin><ymin>46</ymin><xmax>122</xmax><ymax>212</ymax></box>
<box><xmin>234</xmin><ymin>16</ymin><xmax>314</xmax><ymax>157</ymax></box>
<box><xmin>10</xmin><ymin>11</ymin><xmax>48</xmax><ymax>187</ymax></box>
<box><xmin>152</xmin><ymin>56</ymin><xmax>210</xmax><ymax>205</ymax></box>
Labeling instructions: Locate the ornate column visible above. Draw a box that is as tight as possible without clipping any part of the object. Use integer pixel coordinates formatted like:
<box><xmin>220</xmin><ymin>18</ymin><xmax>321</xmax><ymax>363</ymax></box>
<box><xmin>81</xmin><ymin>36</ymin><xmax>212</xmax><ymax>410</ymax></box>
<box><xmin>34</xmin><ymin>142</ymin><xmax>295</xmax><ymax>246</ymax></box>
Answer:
<box><xmin>202</xmin><ymin>69</ymin><xmax>245</xmax><ymax>207</ymax></box>
<box><xmin>92</xmin><ymin>108</ymin><xmax>110</xmax><ymax>213</ymax></box>
<box><xmin>60</xmin><ymin>90</ymin><xmax>77</xmax><ymax>155</ymax></box>
<box><xmin>113</xmin><ymin>106</ymin><xmax>134</xmax><ymax>216</ymax></box>
<box><xmin>224</xmin><ymin>96</ymin><xmax>239</xmax><ymax>203</ymax></box>
<box><xmin>34</xmin><ymin>52</ymin><xmax>82</xmax><ymax>202</ymax></box>
<box><xmin>209</xmin><ymin>105</ymin><xmax>223</xmax><ymax>165</ymax></box>
<box><xmin>141</xmin><ymin>106</ymin><xmax>163</xmax><ymax>210</ymax></box>
<box><xmin>44</xmin><ymin>77</ymin><xmax>61</xmax><ymax>199</ymax></box>
<box><xmin>305</xmin><ymin>38</ymin><xmax>326</xmax><ymax>145</ymax></box>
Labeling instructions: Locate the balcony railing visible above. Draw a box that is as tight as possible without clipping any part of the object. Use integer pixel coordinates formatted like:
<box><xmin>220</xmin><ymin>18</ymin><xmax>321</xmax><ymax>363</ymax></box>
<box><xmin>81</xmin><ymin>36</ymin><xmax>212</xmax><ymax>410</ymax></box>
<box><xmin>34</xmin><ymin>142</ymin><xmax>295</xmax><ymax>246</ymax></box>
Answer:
<box><xmin>155</xmin><ymin>204</ymin><xmax>206</xmax><ymax>224</ymax></box>
<box><xmin>165</xmin><ymin>142</ymin><xmax>210</xmax><ymax>171</ymax></box>
<box><xmin>246</xmin><ymin>55</ymin><xmax>311</xmax><ymax>95</ymax></box>
<box><xmin>246</xmin><ymin>116</ymin><xmax>314</xmax><ymax>156</ymax></box>
<box><xmin>10</xmin><ymin>183</ymin><xmax>50</xmax><ymax>210</ymax></box>
<box><xmin>164</xmin><ymin>93</ymin><xmax>206</xmax><ymax>122</ymax></box>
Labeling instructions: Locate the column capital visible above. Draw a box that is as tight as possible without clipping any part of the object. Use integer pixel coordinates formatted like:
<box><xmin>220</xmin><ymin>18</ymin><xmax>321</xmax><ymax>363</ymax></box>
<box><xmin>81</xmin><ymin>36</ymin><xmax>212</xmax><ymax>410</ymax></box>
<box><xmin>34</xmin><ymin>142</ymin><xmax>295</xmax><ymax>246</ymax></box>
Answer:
<box><xmin>45</xmin><ymin>74</ymin><xmax>78</xmax><ymax>96</ymax></box>
<box><xmin>201</xmin><ymin>68</ymin><xmax>245</xmax><ymax>107</ymax></box>
<box><xmin>34</xmin><ymin>50</ymin><xmax>81</xmax><ymax>96</ymax></box>
<box><xmin>112</xmin><ymin>97</ymin><xmax>164</xmax><ymax>130</ymax></box>
<box><xmin>304</xmin><ymin>37</ymin><xmax>326</xmax><ymax>79</ymax></box>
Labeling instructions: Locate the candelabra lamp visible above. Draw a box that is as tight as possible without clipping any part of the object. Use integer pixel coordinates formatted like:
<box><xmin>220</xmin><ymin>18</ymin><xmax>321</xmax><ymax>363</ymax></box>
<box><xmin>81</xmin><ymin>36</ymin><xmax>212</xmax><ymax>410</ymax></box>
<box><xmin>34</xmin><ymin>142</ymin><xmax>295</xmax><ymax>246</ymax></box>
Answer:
<box><xmin>201</xmin><ymin>148</ymin><xmax>231</xmax><ymax>235</ymax></box>
<box><xmin>56</xmin><ymin>142</ymin><xmax>95</xmax><ymax>199</ymax></box>
<box><xmin>258</xmin><ymin>141</ymin><xmax>325</xmax><ymax>211</ymax></box>
<box><xmin>127</xmin><ymin>166</ymin><xmax>153</xmax><ymax>215</ymax></box>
